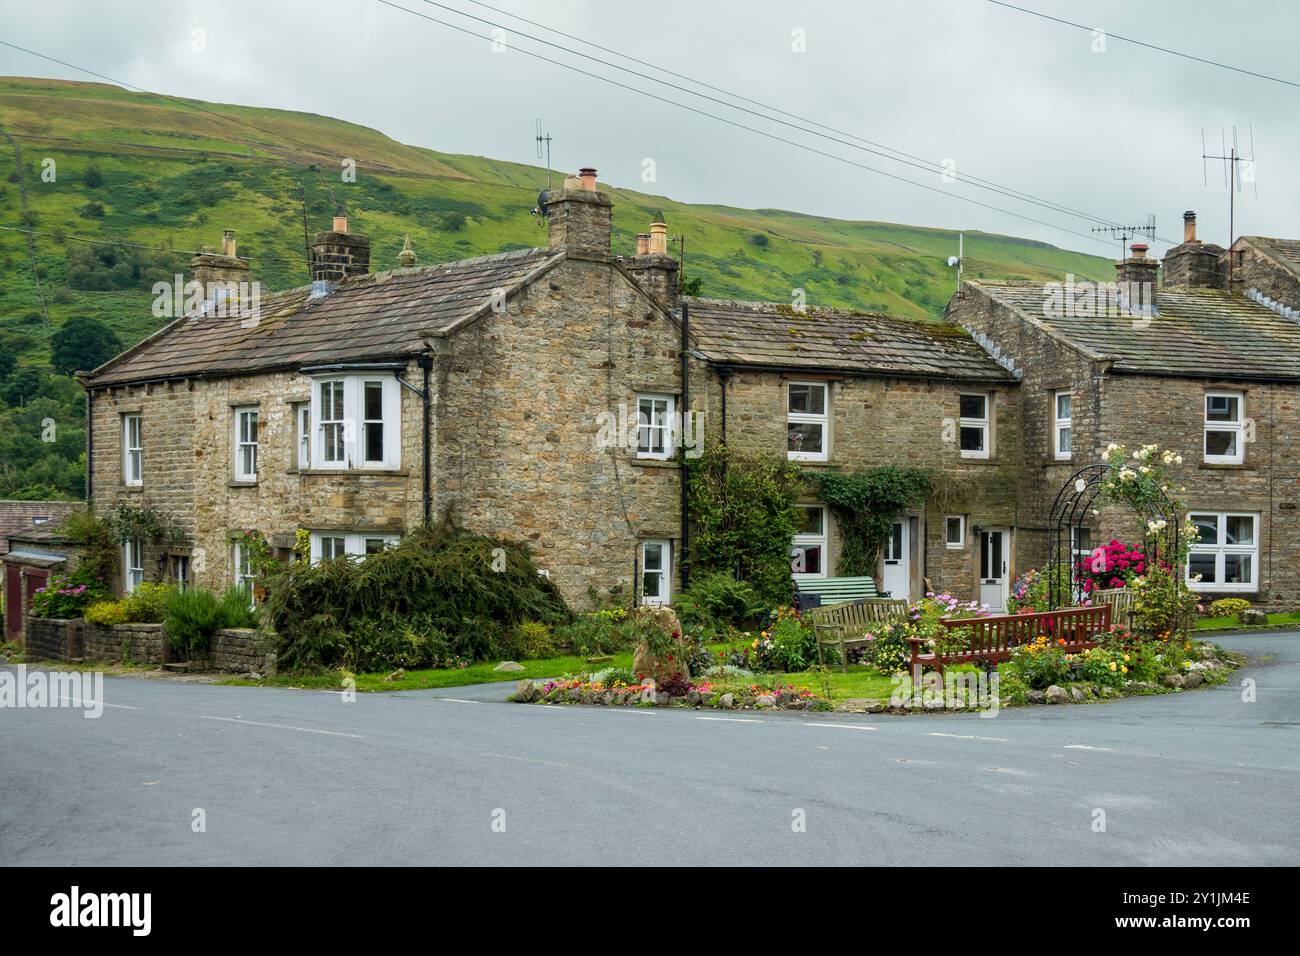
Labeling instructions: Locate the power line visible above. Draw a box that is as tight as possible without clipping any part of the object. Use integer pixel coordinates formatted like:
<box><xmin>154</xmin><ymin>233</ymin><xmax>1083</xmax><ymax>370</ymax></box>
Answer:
<box><xmin>458</xmin><ymin>0</ymin><xmax>1132</xmax><ymax>233</ymax></box>
<box><xmin>0</xmin><ymin>224</ymin><xmax>307</xmax><ymax>264</ymax></box>
<box><xmin>988</xmin><ymin>1</ymin><xmax>1300</xmax><ymax>90</ymax></box>
<box><xmin>371</xmin><ymin>0</ymin><xmax>1114</xmax><ymax>249</ymax></box>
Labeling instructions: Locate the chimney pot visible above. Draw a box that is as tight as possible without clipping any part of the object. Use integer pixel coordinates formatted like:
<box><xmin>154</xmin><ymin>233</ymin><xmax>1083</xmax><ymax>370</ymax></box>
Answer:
<box><xmin>635</xmin><ymin>233</ymin><xmax>650</xmax><ymax>256</ymax></box>
<box><xmin>1129</xmin><ymin>243</ymin><xmax>1148</xmax><ymax>259</ymax></box>
<box><xmin>1183</xmin><ymin>211</ymin><xmax>1198</xmax><ymax>244</ymax></box>
<box><xmin>578</xmin><ymin>167</ymin><xmax>598</xmax><ymax>191</ymax></box>
<box><xmin>221</xmin><ymin>229</ymin><xmax>237</xmax><ymax>258</ymax></box>
<box><xmin>333</xmin><ymin>214</ymin><xmax>349</xmax><ymax>233</ymax></box>
<box><xmin>648</xmin><ymin>220</ymin><xmax>669</xmax><ymax>256</ymax></box>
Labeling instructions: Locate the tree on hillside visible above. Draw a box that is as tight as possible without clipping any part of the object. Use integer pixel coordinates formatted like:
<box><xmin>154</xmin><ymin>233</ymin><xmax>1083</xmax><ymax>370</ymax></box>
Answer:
<box><xmin>0</xmin><ymin>349</ymin><xmax>15</xmax><ymax>382</ymax></box>
<box><xmin>50</xmin><ymin>316</ymin><xmax>122</xmax><ymax>376</ymax></box>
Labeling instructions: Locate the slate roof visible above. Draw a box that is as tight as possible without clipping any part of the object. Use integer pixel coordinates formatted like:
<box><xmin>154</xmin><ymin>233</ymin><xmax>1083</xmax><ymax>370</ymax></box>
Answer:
<box><xmin>1242</xmin><ymin>235</ymin><xmax>1300</xmax><ymax>276</ymax></box>
<box><xmin>968</xmin><ymin>280</ymin><xmax>1300</xmax><ymax>381</ymax></box>
<box><xmin>83</xmin><ymin>248</ymin><xmax>563</xmax><ymax>387</ymax></box>
<box><xmin>685</xmin><ymin>298</ymin><xmax>1015</xmax><ymax>382</ymax></box>
<box><xmin>0</xmin><ymin>500</ymin><xmax>79</xmax><ymax>556</ymax></box>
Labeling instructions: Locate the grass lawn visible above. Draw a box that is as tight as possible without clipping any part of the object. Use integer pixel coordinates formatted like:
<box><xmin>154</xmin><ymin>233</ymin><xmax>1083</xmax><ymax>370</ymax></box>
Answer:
<box><xmin>773</xmin><ymin>665</ymin><xmax>899</xmax><ymax>703</ymax></box>
<box><xmin>1194</xmin><ymin>611</ymin><xmax>1300</xmax><ymax>631</ymax></box>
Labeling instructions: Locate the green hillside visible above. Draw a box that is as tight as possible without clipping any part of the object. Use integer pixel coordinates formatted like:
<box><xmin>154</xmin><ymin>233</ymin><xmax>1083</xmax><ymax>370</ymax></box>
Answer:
<box><xmin>0</xmin><ymin>75</ymin><xmax>1112</xmax><ymax>500</ymax></box>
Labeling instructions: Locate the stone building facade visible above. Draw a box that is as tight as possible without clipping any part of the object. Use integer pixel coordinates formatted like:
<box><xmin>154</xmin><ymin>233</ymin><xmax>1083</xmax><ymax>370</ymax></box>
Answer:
<box><xmin>949</xmin><ymin>221</ymin><xmax>1300</xmax><ymax>607</ymax></box>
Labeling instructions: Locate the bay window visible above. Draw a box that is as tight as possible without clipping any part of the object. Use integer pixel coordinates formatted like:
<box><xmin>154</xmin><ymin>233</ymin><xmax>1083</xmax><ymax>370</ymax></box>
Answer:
<box><xmin>1187</xmin><ymin>512</ymin><xmax>1258</xmax><ymax>591</ymax></box>
<box><xmin>787</xmin><ymin>382</ymin><xmax>828</xmax><ymax>462</ymax></box>
<box><xmin>310</xmin><ymin>374</ymin><xmax>400</xmax><ymax>470</ymax></box>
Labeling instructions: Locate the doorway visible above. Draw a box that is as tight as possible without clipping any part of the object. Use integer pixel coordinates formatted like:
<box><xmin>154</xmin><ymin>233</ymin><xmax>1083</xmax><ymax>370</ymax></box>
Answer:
<box><xmin>979</xmin><ymin>528</ymin><xmax>1008</xmax><ymax>611</ymax></box>
<box><xmin>882</xmin><ymin>520</ymin><xmax>911</xmax><ymax>601</ymax></box>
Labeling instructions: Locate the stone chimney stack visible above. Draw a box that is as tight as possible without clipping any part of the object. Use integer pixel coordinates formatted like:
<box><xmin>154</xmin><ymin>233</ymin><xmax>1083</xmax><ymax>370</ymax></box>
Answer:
<box><xmin>626</xmin><ymin>210</ymin><xmax>680</xmax><ymax>309</ymax></box>
<box><xmin>1115</xmin><ymin>243</ymin><xmax>1160</xmax><ymax>313</ymax></box>
<box><xmin>542</xmin><ymin>167</ymin><xmax>612</xmax><ymax>260</ymax></box>
<box><xmin>1162</xmin><ymin>210</ymin><xmax>1226</xmax><ymax>289</ymax></box>
<box><xmin>190</xmin><ymin>228</ymin><xmax>250</xmax><ymax>292</ymax></box>
<box><xmin>310</xmin><ymin>206</ymin><xmax>371</xmax><ymax>284</ymax></box>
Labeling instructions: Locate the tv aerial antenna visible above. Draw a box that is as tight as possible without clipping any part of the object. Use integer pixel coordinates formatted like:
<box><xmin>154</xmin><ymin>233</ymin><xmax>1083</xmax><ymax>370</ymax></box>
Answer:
<box><xmin>1202</xmin><ymin>125</ymin><xmax>1257</xmax><ymax>287</ymax></box>
<box><xmin>535</xmin><ymin>119</ymin><xmax>553</xmax><ymax>192</ymax></box>
<box><xmin>946</xmin><ymin>232</ymin><xmax>964</xmax><ymax>296</ymax></box>
<box><xmin>1091</xmin><ymin>216</ymin><xmax>1157</xmax><ymax>261</ymax></box>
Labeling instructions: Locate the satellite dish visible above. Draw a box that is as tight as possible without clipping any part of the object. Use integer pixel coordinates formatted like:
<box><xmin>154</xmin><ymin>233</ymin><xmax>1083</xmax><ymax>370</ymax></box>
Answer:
<box><xmin>947</xmin><ymin>255</ymin><xmax>960</xmax><ymax>267</ymax></box>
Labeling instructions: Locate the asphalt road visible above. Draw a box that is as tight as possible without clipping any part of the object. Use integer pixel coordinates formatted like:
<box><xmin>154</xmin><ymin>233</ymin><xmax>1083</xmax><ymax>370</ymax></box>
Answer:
<box><xmin>2</xmin><ymin>633</ymin><xmax>1297</xmax><ymax>866</ymax></box>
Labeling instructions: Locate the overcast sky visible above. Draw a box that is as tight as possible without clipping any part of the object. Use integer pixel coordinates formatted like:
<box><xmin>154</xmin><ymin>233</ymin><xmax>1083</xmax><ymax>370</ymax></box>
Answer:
<box><xmin>3</xmin><ymin>0</ymin><xmax>1297</xmax><ymax>257</ymax></box>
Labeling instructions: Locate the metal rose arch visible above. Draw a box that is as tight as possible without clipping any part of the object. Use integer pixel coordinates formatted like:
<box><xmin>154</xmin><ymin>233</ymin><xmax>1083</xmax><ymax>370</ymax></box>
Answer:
<box><xmin>1046</xmin><ymin>463</ymin><xmax>1182</xmax><ymax>610</ymax></box>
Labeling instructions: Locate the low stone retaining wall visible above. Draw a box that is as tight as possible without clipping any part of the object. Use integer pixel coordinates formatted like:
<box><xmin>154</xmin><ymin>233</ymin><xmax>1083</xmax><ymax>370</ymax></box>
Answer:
<box><xmin>25</xmin><ymin>617</ymin><xmax>275</xmax><ymax>674</ymax></box>
<box><xmin>25</xmin><ymin>618</ymin><xmax>83</xmax><ymax>661</ymax></box>
<box><xmin>83</xmin><ymin>623</ymin><xmax>166</xmax><ymax>665</ymax></box>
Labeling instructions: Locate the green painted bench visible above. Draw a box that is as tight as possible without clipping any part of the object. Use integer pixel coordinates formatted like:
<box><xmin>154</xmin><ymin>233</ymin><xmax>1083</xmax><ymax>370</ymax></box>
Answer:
<box><xmin>808</xmin><ymin>598</ymin><xmax>911</xmax><ymax>672</ymax></box>
<box><xmin>794</xmin><ymin>575</ymin><xmax>883</xmax><ymax>609</ymax></box>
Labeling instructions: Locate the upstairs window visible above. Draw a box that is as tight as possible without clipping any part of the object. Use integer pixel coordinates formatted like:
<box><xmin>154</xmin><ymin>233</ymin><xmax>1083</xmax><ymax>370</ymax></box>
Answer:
<box><xmin>787</xmin><ymin>382</ymin><xmax>828</xmax><ymax>462</ymax></box>
<box><xmin>636</xmin><ymin>394</ymin><xmax>675</xmax><ymax>460</ymax></box>
<box><xmin>1054</xmin><ymin>390</ymin><xmax>1072</xmax><ymax>460</ymax></box>
<box><xmin>122</xmin><ymin>413</ymin><xmax>142</xmax><ymax>486</ymax></box>
<box><xmin>234</xmin><ymin>407</ymin><xmax>259</xmax><ymax>482</ymax></box>
<box><xmin>295</xmin><ymin>403</ymin><xmax>311</xmax><ymax>470</ymax></box>
<box><xmin>1204</xmin><ymin>392</ymin><xmax>1244</xmax><ymax>464</ymax></box>
<box><xmin>310</xmin><ymin>375</ymin><xmax>401</xmax><ymax>470</ymax></box>
<box><xmin>959</xmin><ymin>393</ymin><xmax>990</xmax><ymax>459</ymax></box>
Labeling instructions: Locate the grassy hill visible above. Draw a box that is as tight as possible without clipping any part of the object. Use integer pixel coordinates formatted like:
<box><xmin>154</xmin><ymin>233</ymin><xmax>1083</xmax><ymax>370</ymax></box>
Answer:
<box><xmin>0</xmin><ymin>75</ymin><xmax>1113</xmax><ymax>500</ymax></box>
<box><xmin>0</xmin><ymin>75</ymin><xmax>1112</xmax><ymax>369</ymax></box>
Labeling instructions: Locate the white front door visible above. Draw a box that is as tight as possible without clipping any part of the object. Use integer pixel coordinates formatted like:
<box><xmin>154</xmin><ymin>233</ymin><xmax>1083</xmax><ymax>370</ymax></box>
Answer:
<box><xmin>979</xmin><ymin>528</ymin><xmax>1008</xmax><ymax>611</ymax></box>
<box><xmin>881</xmin><ymin>520</ymin><xmax>910</xmax><ymax>601</ymax></box>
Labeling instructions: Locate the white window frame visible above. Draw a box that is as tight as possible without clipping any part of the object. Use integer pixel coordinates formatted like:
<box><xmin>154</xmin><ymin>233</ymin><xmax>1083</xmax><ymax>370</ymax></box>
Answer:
<box><xmin>234</xmin><ymin>406</ymin><xmax>259</xmax><ymax>482</ymax></box>
<box><xmin>944</xmin><ymin>515</ymin><xmax>966</xmax><ymax>550</ymax></box>
<box><xmin>310</xmin><ymin>374</ymin><xmax>401</xmax><ymax>470</ymax></box>
<box><xmin>787</xmin><ymin>381</ymin><xmax>829</xmax><ymax>462</ymax></box>
<box><xmin>122</xmin><ymin>413</ymin><xmax>142</xmax><ymax>486</ymax></box>
<box><xmin>296</xmin><ymin>403</ymin><xmax>311</xmax><ymax>470</ymax></box>
<box><xmin>635</xmin><ymin>393</ymin><xmax>676</xmax><ymax>460</ymax></box>
<box><xmin>640</xmin><ymin>539</ymin><xmax>672</xmax><ymax>605</ymax></box>
<box><xmin>958</xmin><ymin>392</ymin><xmax>990</xmax><ymax>459</ymax></box>
<box><xmin>1204</xmin><ymin>391</ymin><xmax>1245</xmax><ymax>465</ymax></box>
<box><xmin>123</xmin><ymin>538</ymin><xmax>144</xmax><ymax>593</ymax></box>
<box><xmin>232</xmin><ymin>541</ymin><xmax>257</xmax><ymax>604</ymax></box>
<box><xmin>791</xmin><ymin>504</ymin><xmax>829</xmax><ymax>579</ymax></box>
<box><xmin>1186</xmin><ymin>511</ymin><xmax>1259</xmax><ymax>592</ymax></box>
<box><xmin>1053</xmin><ymin>390</ymin><xmax>1072</xmax><ymax>460</ymax></box>
<box><xmin>308</xmin><ymin>531</ymin><xmax>400</xmax><ymax>563</ymax></box>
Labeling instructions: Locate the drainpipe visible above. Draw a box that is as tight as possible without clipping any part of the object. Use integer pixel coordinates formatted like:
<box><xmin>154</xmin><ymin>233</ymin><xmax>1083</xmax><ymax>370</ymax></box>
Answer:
<box><xmin>679</xmin><ymin>300</ymin><xmax>690</xmax><ymax>590</ymax></box>
<box><xmin>718</xmin><ymin>367</ymin><xmax>731</xmax><ymax>445</ymax></box>
<box><xmin>417</xmin><ymin>353</ymin><xmax>433</xmax><ymax>525</ymax></box>
<box><xmin>85</xmin><ymin>389</ymin><xmax>94</xmax><ymax>506</ymax></box>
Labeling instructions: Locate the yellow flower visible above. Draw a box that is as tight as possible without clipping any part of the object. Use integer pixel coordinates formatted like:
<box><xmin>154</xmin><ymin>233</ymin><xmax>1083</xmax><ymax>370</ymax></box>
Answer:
<box><xmin>1108</xmin><ymin>662</ymin><xmax>1117</xmax><ymax>671</ymax></box>
<box><xmin>1121</xmin><ymin>666</ymin><xmax>1128</xmax><ymax>674</ymax></box>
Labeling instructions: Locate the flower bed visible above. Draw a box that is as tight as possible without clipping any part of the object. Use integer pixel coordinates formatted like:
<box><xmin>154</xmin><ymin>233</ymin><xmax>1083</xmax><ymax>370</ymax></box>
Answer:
<box><xmin>511</xmin><ymin>673</ymin><xmax>831</xmax><ymax>711</ymax></box>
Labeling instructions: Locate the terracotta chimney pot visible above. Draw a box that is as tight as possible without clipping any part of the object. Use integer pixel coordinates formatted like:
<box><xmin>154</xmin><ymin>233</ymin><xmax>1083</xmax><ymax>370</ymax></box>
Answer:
<box><xmin>578</xmin><ymin>167</ymin><xmax>598</xmax><ymax>191</ymax></box>
<box><xmin>1183</xmin><ymin>211</ymin><xmax>1198</xmax><ymax>244</ymax></box>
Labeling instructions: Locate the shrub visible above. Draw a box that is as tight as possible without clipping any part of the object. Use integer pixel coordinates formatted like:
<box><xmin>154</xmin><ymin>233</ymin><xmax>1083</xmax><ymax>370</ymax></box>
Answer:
<box><xmin>164</xmin><ymin>588</ymin><xmax>225</xmax><ymax>653</ymax></box>
<box><xmin>673</xmin><ymin>572</ymin><xmax>763</xmax><ymax>633</ymax></box>
<box><xmin>1005</xmin><ymin>636</ymin><xmax>1071</xmax><ymax>689</ymax></box>
<box><xmin>1130</xmin><ymin>567</ymin><xmax>1198</xmax><ymax>641</ymax></box>
<box><xmin>1076</xmin><ymin>539</ymin><xmax>1146</xmax><ymax>594</ymax></box>
<box><xmin>217</xmin><ymin>586</ymin><xmax>258</xmax><ymax>628</ymax></box>
<box><xmin>861</xmin><ymin>621</ymin><xmax>911</xmax><ymax>673</ymax></box>
<box><xmin>261</xmin><ymin>523</ymin><xmax>570</xmax><ymax>671</ymax></box>
<box><xmin>513</xmin><ymin>621</ymin><xmax>557</xmax><ymax>659</ymax></box>
<box><xmin>85</xmin><ymin>600</ymin><xmax>128</xmax><ymax>626</ymax></box>
<box><xmin>1073</xmin><ymin>645</ymin><xmax>1129</xmax><ymax>688</ymax></box>
<box><xmin>555</xmin><ymin>608</ymin><xmax>631</xmax><ymax>657</ymax></box>
<box><xmin>1208</xmin><ymin>598</ymin><xmax>1251</xmax><ymax>619</ymax></box>
<box><xmin>28</xmin><ymin>569</ymin><xmax>105</xmax><ymax>619</ymax></box>
<box><xmin>121</xmin><ymin>581</ymin><xmax>175</xmax><ymax>623</ymax></box>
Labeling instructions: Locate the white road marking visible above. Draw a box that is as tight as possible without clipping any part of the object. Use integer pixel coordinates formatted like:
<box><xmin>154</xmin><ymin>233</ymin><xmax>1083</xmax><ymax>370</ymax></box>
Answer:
<box><xmin>805</xmin><ymin>722</ymin><xmax>878</xmax><ymax>731</ymax></box>
<box><xmin>696</xmin><ymin>716</ymin><xmax>764</xmax><ymax>724</ymax></box>
<box><xmin>198</xmin><ymin>715</ymin><xmax>363</xmax><ymax>738</ymax></box>
<box><xmin>55</xmin><ymin>696</ymin><xmax>141</xmax><ymax>711</ymax></box>
<box><xmin>927</xmin><ymin>732</ymin><xmax>1010</xmax><ymax>742</ymax></box>
<box><xmin>1064</xmin><ymin>744</ymin><xmax>1114</xmax><ymax>752</ymax></box>
<box><xmin>436</xmin><ymin>698</ymin><xmax>480</xmax><ymax>704</ymax></box>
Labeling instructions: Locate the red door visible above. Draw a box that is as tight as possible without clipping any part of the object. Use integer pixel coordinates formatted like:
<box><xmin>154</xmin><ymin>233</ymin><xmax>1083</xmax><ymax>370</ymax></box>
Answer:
<box><xmin>4</xmin><ymin>565</ymin><xmax>22</xmax><ymax>639</ymax></box>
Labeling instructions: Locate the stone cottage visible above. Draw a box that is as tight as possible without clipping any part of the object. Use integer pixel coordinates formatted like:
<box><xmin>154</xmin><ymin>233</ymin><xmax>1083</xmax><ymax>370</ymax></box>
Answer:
<box><xmin>75</xmin><ymin>168</ymin><xmax>1039</xmax><ymax>613</ymax></box>
<box><xmin>947</xmin><ymin>211</ymin><xmax>1300</xmax><ymax>606</ymax></box>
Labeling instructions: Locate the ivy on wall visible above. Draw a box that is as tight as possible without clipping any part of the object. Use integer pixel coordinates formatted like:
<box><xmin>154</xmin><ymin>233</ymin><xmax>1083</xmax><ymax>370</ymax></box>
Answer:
<box><xmin>808</xmin><ymin>466</ymin><xmax>932</xmax><ymax>577</ymax></box>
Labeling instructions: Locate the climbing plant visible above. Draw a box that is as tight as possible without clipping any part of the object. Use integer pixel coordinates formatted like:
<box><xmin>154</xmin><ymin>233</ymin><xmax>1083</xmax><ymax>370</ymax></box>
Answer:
<box><xmin>808</xmin><ymin>466</ymin><xmax>932</xmax><ymax>576</ymax></box>
<box><xmin>685</xmin><ymin>445</ymin><xmax>803</xmax><ymax>606</ymax></box>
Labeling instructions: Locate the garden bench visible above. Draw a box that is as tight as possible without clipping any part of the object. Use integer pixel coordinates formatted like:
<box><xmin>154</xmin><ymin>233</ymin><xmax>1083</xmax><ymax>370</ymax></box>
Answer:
<box><xmin>908</xmin><ymin>604</ymin><xmax>1112</xmax><ymax>682</ymax></box>
<box><xmin>794</xmin><ymin>575</ymin><xmax>882</xmax><ymax>610</ymax></box>
<box><xmin>808</xmin><ymin>598</ymin><xmax>910</xmax><ymax>672</ymax></box>
<box><xmin>1090</xmin><ymin>587</ymin><xmax>1135</xmax><ymax>629</ymax></box>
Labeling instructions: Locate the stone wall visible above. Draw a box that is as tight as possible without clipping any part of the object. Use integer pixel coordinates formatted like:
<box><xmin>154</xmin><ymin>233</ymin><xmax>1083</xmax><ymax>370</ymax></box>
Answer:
<box><xmin>82</xmin><ymin>622</ymin><xmax>166</xmax><ymax>664</ymax></box>
<box><xmin>432</xmin><ymin>257</ymin><xmax>709</xmax><ymax>608</ymax></box>
<box><xmin>205</xmin><ymin>628</ymin><xmax>275</xmax><ymax>674</ymax></box>
<box><xmin>25</xmin><ymin>617</ymin><xmax>82</xmax><ymax>661</ymax></box>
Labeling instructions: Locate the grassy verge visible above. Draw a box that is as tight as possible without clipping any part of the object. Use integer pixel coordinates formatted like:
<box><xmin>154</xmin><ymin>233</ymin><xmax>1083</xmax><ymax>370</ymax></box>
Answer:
<box><xmin>1194</xmin><ymin>611</ymin><xmax>1300</xmax><ymax>632</ymax></box>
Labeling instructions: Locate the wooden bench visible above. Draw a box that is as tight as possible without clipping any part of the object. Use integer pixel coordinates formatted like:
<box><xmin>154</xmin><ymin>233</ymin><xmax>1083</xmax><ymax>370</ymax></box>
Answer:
<box><xmin>908</xmin><ymin>604</ymin><xmax>1112</xmax><ymax>682</ymax></box>
<box><xmin>1091</xmin><ymin>587</ymin><xmax>1135</xmax><ymax>629</ymax></box>
<box><xmin>794</xmin><ymin>575</ymin><xmax>882</xmax><ymax>610</ymax></box>
<box><xmin>807</xmin><ymin>598</ymin><xmax>910</xmax><ymax>672</ymax></box>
